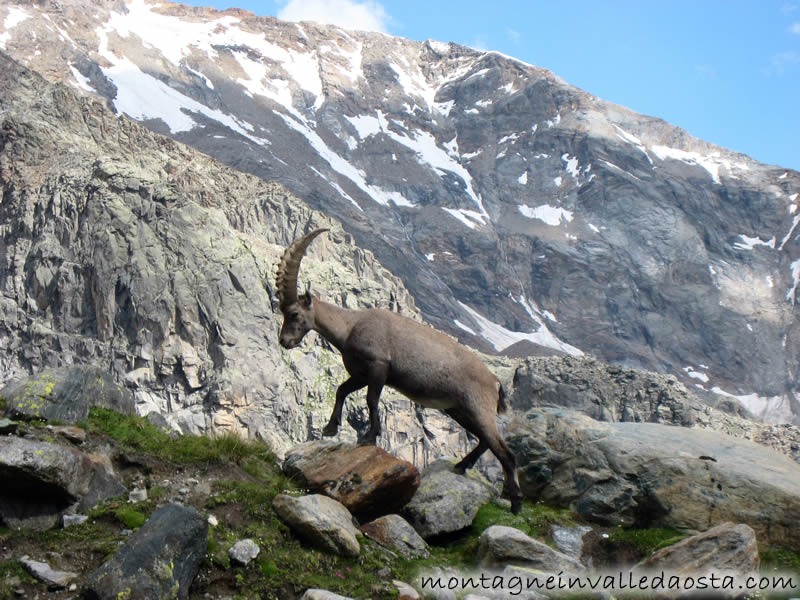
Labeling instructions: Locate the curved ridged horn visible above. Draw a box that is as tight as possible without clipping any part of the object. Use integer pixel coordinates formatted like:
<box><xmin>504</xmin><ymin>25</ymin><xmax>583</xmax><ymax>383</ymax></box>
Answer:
<box><xmin>276</xmin><ymin>228</ymin><xmax>329</xmax><ymax>308</ymax></box>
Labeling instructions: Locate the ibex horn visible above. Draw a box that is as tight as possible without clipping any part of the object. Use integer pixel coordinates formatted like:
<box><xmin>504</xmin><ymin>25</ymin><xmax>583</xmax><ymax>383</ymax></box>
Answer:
<box><xmin>275</xmin><ymin>228</ymin><xmax>329</xmax><ymax>308</ymax></box>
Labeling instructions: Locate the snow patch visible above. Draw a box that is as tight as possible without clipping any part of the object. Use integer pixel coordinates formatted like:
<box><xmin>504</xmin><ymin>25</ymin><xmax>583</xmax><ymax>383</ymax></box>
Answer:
<box><xmin>553</xmin><ymin>176</ymin><xmax>562</xmax><ymax>187</ymax></box>
<box><xmin>562</xmin><ymin>153</ymin><xmax>580</xmax><ymax>178</ymax></box>
<box><xmin>518</xmin><ymin>171</ymin><xmax>528</xmax><ymax>185</ymax></box>
<box><xmin>650</xmin><ymin>145</ymin><xmax>750</xmax><ymax>184</ymax></box>
<box><xmin>710</xmin><ymin>387</ymin><xmax>794</xmax><ymax>423</ymax></box>
<box><xmin>518</xmin><ymin>204</ymin><xmax>573</xmax><ymax>226</ymax></box>
<box><xmin>734</xmin><ymin>234</ymin><xmax>776</xmax><ymax>251</ymax></box>
<box><xmin>68</xmin><ymin>64</ymin><xmax>94</xmax><ymax>92</ymax></box>
<box><xmin>442</xmin><ymin>208</ymin><xmax>483</xmax><ymax>229</ymax></box>
<box><xmin>0</xmin><ymin>6</ymin><xmax>29</xmax><ymax>49</ymax></box>
<box><xmin>788</xmin><ymin>259</ymin><xmax>800</xmax><ymax>305</ymax></box>
<box><xmin>683</xmin><ymin>366</ymin><xmax>709</xmax><ymax>384</ymax></box>
<box><xmin>458</xmin><ymin>300</ymin><xmax>582</xmax><ymax>355</ymax></box>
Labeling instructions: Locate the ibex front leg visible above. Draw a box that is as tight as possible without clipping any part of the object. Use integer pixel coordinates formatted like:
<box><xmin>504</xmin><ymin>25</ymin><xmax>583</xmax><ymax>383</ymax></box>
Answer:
<box><xmin>322</xmin><ymin>377</ymin><xmax>366</xmax><ymax>437</ymax></box>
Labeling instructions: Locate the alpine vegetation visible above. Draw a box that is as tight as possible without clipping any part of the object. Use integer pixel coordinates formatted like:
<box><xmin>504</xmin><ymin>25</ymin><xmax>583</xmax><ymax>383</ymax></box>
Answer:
<box><xmin>275</xmin><ymin>228</ymin><xmax>523</xmax><ymax>513</ymax></box>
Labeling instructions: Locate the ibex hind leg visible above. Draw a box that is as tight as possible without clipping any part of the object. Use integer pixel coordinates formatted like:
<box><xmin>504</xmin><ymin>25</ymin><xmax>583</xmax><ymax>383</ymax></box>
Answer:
<box><xmin>446</xmin><ymin>406</ymin><xmax>523</xmax><ymax>514</ymax></box>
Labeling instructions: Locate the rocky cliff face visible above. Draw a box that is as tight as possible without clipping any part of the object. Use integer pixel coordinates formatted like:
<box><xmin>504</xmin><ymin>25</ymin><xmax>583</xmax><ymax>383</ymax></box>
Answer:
<box><xmin>0</xmin><ymin>50</ymin><xmax>478</xmax><ymax>464</ymax></box>
<box><xmin>1</xmin><ymin>0</ymin><xmax>796</xmax><ymax>422</ymax></box>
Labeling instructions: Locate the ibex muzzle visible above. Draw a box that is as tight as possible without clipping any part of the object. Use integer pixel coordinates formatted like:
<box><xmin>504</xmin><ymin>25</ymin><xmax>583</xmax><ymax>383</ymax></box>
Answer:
<box><xmin>275</xmin><ymin>228</ymin><xmax>522</xmax><ymax>513</ymax></box>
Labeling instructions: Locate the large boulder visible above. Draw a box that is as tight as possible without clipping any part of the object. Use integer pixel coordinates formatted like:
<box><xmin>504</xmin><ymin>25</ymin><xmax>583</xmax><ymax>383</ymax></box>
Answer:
<box><xmin>506</xmin><ymin>408</ymin><xmax>800</xmax><ymax>551</ymax></box>
<box><xmin>82</xmin><ymin>503</ymin><xmax>208</xmax><ymax>600</ymax></box>
<box><xmin>477</xmin><ymin>525</ymin><xmax>584</xmax><ymax>573</ymax></box>
<box><xmin>635</xmin><ymin>522</ymin><xmax>759</xmax><ymax>577</ymax></box>
<box><xmin>0</xmin><ymin>436</ymin><xmax>126</xmax><ymax>529</ymax></box>
<box><xmin>403</xmin><ymin>459</ymin><xmax>495</xmax><ymax>539</ymax></box>
<box><xmin>272</xmin><ymin>493</ymin><xmax>361</xmax><ymax>557</ymax></box>
<box><xmin>283</xmin><ymin>441</ymin><xmax>420</xmax><ymax>519</ymax></box>
<box><xmin>0</xmin><ymin>366</ymin><xmax>134</xmax><ymax>423</ymax></box>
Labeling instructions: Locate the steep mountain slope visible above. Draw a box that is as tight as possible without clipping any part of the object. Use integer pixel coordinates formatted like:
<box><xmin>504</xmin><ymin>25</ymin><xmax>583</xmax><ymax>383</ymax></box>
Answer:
<box><xmin>0</xmin><ymin>49</ymin><xmax>480</xmax><ymax>464</ymax></box>
<box><xmin>1</xmin><ymin>0</ymin><xmax>798</xmax><ymax>422</ymax></box>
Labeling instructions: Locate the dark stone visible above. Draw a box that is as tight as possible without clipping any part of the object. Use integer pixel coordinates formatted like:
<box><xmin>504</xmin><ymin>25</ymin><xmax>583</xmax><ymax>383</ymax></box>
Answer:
<box><xmin>82</xmin><ymin>503</ymin><xmax>208</xmax><ymax>600</ymax></box>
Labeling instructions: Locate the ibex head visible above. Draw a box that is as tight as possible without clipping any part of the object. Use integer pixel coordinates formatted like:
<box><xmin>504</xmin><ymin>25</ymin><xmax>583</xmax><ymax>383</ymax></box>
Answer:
<box><xmin>275</xmin><ymin>228</ymin><xmax>329</xmax><ymax>349</ymax></box>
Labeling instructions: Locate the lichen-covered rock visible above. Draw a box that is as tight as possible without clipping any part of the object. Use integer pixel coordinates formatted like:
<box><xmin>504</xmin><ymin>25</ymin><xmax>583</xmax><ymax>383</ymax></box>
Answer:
<box><xmin>477</xmin><ymin>525</ymin><xmax>584</xmax><ymax>573</ymax></box>
<box><xmin>81</xmin><ymin>503</ymin><xmax>207</xmax><ymax>600</ymax></box>
<box><xmin>283</xmin><ymin>441</ymin><xmax>420</xmax><ymax>519</ymax></box>
<box><xmin>403</xmin><ymin>459</ymin><xmax>495</xmax><ymax>539</ymax></box>
<box><xmin>272</xmin><ymin>494</ymin><xmax>360</xmax><ymax>557</ymax></box>
<box><xmin>0</xmin><ymin>436</ymin><xmax>126</xmax><ymax>530</ymax></box>
<box><xmin>0</xmin><ymin>366</ymin><xmax>134</xmax><ymax>424</ymax></box>
<box><xmin>360</xmin><ymin>514</ymin><xmax>429</xmax><ymax>558</ymax></box>
<box><xmin>507</xmin><ymin>408</ymin><xmax>800</xmax><ymax>551</ymax></box>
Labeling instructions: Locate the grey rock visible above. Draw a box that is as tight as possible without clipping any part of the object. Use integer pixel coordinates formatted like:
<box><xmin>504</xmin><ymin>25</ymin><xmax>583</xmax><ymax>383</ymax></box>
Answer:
<box><xmin>0</xmin><ymin>436</ymin><xmax>126</xmax><ymax>530</ymax></box>
<box><xmin>82</xmin><ymin>503</ymin><xmax>208</xmax><ymax>600</ymax></box>
<box><xmin>403</xmin><ymin>459</ymin><xmax>495</xmax><ymax>539</ymax></box>
<box><xmin>551</xmin><ymin>525</ymin><xmax>592</xmax><ymax>560</ymax></box>
<box><xmin>360</xmin><ymin>514</ymin><xmax>429</xmax><ymax>558</ymax></box>
<box><xmin>393</xmin><ymin>580</ymin><xmax>421</xmax><ymax>599</ymax></box>
<box><xmin>0</xmin><ymin>419</ymin><xmax>18</xmax><ymax>435</ymax></box>
<box><xmin>477</xmin><ymin>525</ymin><xmax>584</xmax><ymax>573</ymax></box>
<box><xmin>272</xmin><ymin>494</ymin><xmax>360</xmax><ymax>557</ymax></box>
<box><xmin>299</xmin><ymin>590</ymin><xmax>355</xmax><ymax>600</ymax></box>
<box><xmin>635</xmin><ymin>522</ymin><xmax>759</xmax><ymax>576</ymax></box>
<box><xmin>0</xmin><ymin>366</ymin><xmax>134</xmax><ymax>424</ymax></box>
<box><xmin>507</xmin><ymin>408</ymin><xmax>800</xmax><ymax>551</ymax></box>
<box><xmin>62</xmin><ymin>514</ymin><xmax>89</xmax><ymax>528</ymax></box>
<box><xmin>228</xmin><ymin>538</ymin><xmax>260</xmax><ymax>566</ymax></box>
<box><xmin>19</xmin><ymin>555</ymin><xmax>78</xmax><ymax>589</ymax></box>
<box><xmin>128</xmin><ymin>488</ymin><xmax>147</xmax><ymax>503</ymax></box>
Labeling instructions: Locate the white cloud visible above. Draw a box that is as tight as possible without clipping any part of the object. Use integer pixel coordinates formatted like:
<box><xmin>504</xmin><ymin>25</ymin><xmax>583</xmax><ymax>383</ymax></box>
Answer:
<box><xmin>791</xmin><ymin>22</ymin><xmax>800</xmax><ymax>33</ymax></box>
<box><xmin>276</xmin><ymin>0</ymin><xmax>389</xmax><ymax>33</ymax></box>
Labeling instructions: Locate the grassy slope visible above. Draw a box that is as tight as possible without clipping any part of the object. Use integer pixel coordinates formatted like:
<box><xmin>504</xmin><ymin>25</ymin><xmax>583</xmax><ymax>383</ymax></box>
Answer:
<box><xmin>0</xmin><ymin>409</ymin><xmax>797</xmax><ymax>600</ymax></box>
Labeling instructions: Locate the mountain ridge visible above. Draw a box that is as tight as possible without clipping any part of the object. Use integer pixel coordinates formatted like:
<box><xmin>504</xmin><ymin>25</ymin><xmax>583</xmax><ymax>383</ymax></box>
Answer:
<box><xmin>1</xmin><ymin>0</ymin><xmax>798</xmax><ymax>423</ymax></box>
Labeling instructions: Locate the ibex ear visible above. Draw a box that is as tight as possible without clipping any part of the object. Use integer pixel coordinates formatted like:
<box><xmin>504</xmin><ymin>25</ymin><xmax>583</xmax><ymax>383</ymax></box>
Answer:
<box><xmin>300</xmin><ymin>282</ymin><xmax>312</xmax><ymax>308</ymax></box>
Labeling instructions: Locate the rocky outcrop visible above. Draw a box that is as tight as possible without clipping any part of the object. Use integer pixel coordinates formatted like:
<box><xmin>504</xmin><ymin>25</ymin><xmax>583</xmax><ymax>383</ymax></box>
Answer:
<box><xmin>283</xmin><ymin>441</ymin><xmax>420</xmax><ymax>519</ymax></box>
<box><xmin>0</xmin><ymin>435</ymin><xmax>126</xmax><ymax>530</ymax></box>
<box><xmin>272</xmin><ymin>493</ymin><xmax>361</xmax><ymax>557</ymax></box>
<box><xmin>0</xmin><ymin>50</ymin><xmax>474</xmax><ymax>468</ymax></box>
<box><xmin>81</xmin><ymin>503</ymin><xmax>208</xmax><ymax>600</ymax></box>
<box><xmin>507</xmin><ymin>408</ymin><xmax>800</xmax><ymax>551</ymax></box>
<box><xmin>0</xmin><ymin>366</ymin><xmax>134</xmax><ymax>423</ymax></box>
<box><xmin>403</xmin><ymin>459</ymin><xmax>496</xmax><ymax>539</ymax></box>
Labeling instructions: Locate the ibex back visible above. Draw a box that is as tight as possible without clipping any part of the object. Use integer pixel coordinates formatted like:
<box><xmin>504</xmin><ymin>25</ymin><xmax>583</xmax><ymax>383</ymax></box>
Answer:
<box><xmin>275</xmin><ymin>228</ymin><xmax>522</xmax><ymax>513</ymax></box>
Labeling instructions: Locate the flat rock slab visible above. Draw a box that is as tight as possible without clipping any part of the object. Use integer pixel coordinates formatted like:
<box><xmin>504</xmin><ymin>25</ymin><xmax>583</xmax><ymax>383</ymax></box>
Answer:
<box><xmin>273</xmin><ymin>493</ymin><xmax>360</xmax><ymax>557</ymax></box>
<box><xmin>20</xmin><ymin>555</ymin><xmax>78</xmax><ymax>589</ymax></box>
<box><xmin>507</xmin><ymin>408</ymin><xmax>800</xmax><ymax>551</ymax></box>
<box><xmin>0</xmin><ymin>436</ymin><xmax>126</xmax><ymax>530</ymax></box>
<box><xmin>402</xmin><ymin>459</ymin><xmax>495</xmax><ymax>539</ymax></box>
<box><xmin>360</xmin><ymin>514</ymin><xmax>428</xmax><ymax>558</ymax></box>
<box><xmin>82</xmin><ymin>503</ymin><xmax>208</xmax><ymax>600</ymax></box>
<box><xmin>283</xmin><ymin>440</ymin><xmax>420</xmax><ymax>520</ymax></box>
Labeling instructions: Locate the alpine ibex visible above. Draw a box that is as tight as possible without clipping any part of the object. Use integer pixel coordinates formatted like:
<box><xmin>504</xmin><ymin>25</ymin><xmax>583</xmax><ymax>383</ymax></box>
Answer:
<box><xmin>275</xmin><ymin>228</ymin><xmax>522</xmax><ymax>513</ymax></box>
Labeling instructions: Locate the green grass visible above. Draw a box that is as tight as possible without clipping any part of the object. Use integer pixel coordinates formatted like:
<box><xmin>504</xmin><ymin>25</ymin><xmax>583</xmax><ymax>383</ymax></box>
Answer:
<box><xmin>607</xmin><ymin>526</ymin><xmax>688</xmax><ymax>554</ymax></box>
<box><xmin>0</xmin><ymin>560</ymin><xmax>35</xmax><ymax>600</ymax></box>
<box><xmin>761</xmin><ymin>547</ymin><xmax>800</xmax><ymax>574</ymax></box>
<box><xmin>85</xmin><ymin>407</ymin><xmax>281</xmax><ymax>480</ymax></box>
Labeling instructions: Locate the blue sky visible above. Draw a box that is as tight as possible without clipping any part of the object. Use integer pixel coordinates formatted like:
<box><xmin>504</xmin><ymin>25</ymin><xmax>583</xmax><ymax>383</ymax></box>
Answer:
<box><xmin>180</xmin><ymin>0</ymin><xmax>800</xmax><ymax>172</ymax></box>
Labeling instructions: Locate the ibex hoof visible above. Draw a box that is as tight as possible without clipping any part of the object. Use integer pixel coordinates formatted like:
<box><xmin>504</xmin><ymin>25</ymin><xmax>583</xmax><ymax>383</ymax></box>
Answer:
<box><xmin>510</xmin><ymin>497</ymin><xmax>523</xmax><ymax>514</ymax></box>
<box><xmin>321</xmin><ymin>424</ymin><xmax>339</xmax><ymax>437</ymax></box>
